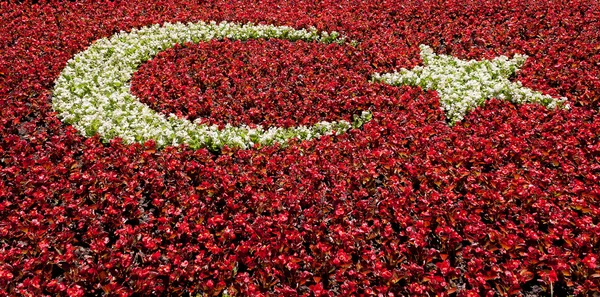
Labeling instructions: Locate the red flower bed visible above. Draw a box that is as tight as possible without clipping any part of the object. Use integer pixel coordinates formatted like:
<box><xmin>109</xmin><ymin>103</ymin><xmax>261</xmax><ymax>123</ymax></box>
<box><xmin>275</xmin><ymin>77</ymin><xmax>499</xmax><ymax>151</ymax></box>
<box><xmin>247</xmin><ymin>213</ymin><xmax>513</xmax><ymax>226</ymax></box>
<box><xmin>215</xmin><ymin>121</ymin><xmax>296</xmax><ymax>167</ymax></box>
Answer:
<box><xmin>131</xmin><ymin>39</ymin><xmax>372</xmax><ymax>128</ymax></box>
<box><xmin>1</xmin><ymin>1</ymin><xmax>599</xmax><ymax>296</ymax></box>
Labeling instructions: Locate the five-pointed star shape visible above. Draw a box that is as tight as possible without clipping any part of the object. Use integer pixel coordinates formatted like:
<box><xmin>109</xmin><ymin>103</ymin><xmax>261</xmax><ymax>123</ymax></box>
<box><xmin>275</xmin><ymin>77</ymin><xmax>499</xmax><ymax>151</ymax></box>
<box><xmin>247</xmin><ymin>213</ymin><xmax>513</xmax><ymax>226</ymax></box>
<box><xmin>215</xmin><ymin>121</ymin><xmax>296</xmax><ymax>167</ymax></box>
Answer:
<box><xmin>372</xmin><ymin>45</ymin><xmax>568</xmax><ymax>125</ymax></box>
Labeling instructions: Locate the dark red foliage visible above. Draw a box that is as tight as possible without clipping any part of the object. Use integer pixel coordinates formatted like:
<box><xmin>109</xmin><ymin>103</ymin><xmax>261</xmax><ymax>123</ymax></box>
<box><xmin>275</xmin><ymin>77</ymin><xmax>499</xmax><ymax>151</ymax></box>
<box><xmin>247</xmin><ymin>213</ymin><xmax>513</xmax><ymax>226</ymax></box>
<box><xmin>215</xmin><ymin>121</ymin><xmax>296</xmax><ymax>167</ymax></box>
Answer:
<box><xmin>1</xmin><ymin>0</ymin><xmax>599</xmax><ymax>296</ymax></box>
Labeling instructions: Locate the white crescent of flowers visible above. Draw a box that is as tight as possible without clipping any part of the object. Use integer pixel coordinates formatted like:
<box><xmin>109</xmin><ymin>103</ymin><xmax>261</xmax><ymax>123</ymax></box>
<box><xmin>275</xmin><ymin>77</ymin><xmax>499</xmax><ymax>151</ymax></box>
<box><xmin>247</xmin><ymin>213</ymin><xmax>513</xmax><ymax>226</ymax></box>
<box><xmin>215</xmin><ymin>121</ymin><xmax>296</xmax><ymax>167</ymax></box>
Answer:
<box><xmin>52</xmin><ymin>21</ymin><xmax>372</xmax><ymax>151</ymax></box>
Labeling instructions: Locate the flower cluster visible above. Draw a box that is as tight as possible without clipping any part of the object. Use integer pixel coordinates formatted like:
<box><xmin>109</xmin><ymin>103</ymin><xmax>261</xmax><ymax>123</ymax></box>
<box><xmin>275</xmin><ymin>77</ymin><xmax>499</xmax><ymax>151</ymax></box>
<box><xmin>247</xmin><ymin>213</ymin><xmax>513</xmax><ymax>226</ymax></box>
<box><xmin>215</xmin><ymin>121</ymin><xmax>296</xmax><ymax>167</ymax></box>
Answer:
<box><xmin>1</xmin><ymin>1</ymin><xmax>599</xmax><ymax>296</ymax></box>
<box><xmin>51</xmin><ymin>21</ymin><xmax>364</xmax><ymax>150</ymax></box>
<box><xmin>373</xmin><ymin>45</ymin><xmax>569</xmax><ymax>124</ymax></box>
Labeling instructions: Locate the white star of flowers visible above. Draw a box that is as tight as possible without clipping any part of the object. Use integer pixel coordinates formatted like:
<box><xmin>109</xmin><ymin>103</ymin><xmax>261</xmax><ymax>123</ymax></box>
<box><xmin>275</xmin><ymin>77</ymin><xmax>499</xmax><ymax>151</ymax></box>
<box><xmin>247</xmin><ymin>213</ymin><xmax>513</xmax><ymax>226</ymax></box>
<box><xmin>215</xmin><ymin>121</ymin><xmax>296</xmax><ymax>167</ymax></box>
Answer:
<box><xmin>373</xmin><ymin>45</ymin><xmax>569</xmax><ymax>124</ymax></box>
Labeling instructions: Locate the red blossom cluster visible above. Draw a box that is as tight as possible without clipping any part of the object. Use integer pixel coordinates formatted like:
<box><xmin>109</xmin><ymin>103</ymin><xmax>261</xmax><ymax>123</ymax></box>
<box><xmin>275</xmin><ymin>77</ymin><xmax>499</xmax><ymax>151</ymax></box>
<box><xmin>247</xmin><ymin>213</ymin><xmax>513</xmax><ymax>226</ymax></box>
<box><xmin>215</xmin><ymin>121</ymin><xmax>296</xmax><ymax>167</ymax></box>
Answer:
<box><xmin>1</xmin><ymin>0</ymin><xmax>599</xmax><ymax>296</ymax></box>
<box><xmin>131</xmin><ymin>39</ymin><xmax>373</xmax><ymax>129</ymax></box>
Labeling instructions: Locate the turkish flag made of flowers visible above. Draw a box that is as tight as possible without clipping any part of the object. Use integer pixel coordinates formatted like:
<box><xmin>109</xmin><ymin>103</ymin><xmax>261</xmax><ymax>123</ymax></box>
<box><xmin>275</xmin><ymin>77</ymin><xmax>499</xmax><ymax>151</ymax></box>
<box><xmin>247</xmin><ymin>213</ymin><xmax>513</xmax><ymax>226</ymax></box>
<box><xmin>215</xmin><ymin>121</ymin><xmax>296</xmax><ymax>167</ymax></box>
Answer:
<box><xmin>0</xmin><ymin>1</ymin><xmax>598</xmax><ymax>296</ymax></box>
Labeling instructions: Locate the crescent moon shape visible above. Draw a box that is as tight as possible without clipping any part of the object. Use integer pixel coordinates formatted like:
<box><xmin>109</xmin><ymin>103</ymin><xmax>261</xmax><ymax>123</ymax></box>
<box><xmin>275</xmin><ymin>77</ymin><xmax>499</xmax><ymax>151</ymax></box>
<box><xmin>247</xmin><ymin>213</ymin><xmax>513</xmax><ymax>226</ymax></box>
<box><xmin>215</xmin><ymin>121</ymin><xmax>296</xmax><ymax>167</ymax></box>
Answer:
<box><xmin>52</xmin><ymin>21</ymin><xmax>372</xmax><ymax>150</ymax></box>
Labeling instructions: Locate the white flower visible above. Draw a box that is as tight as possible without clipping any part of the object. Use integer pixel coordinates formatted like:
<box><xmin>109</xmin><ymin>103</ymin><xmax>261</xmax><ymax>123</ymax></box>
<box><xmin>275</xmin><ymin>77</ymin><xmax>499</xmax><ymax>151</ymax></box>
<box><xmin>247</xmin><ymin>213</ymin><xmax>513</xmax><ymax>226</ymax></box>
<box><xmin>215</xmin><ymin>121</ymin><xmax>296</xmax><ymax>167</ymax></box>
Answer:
<box><xmin>372</xmin><ymin>45</ymin><xmax>568</xmax><ymax>125</ymax></box>
<box><xmin>52</xmin><ymin>21</ymin><xmax>371</xmax><ymax>150</ymax></box>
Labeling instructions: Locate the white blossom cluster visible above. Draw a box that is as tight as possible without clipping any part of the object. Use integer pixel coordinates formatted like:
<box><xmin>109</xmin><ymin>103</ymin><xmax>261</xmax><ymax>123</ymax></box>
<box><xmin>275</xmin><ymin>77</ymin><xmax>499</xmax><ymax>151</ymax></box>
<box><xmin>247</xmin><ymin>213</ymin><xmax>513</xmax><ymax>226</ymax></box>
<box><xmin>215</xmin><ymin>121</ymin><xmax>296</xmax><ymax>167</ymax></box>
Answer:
<box><xmin>372</xmin><ymin>45</ymin><xmax>569</xmax><ymax>125</ymax></box>
<box><xmin>52</xmin><ymin>21</ymin><xmax>371</xmax><ymax>151</ymax></box>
